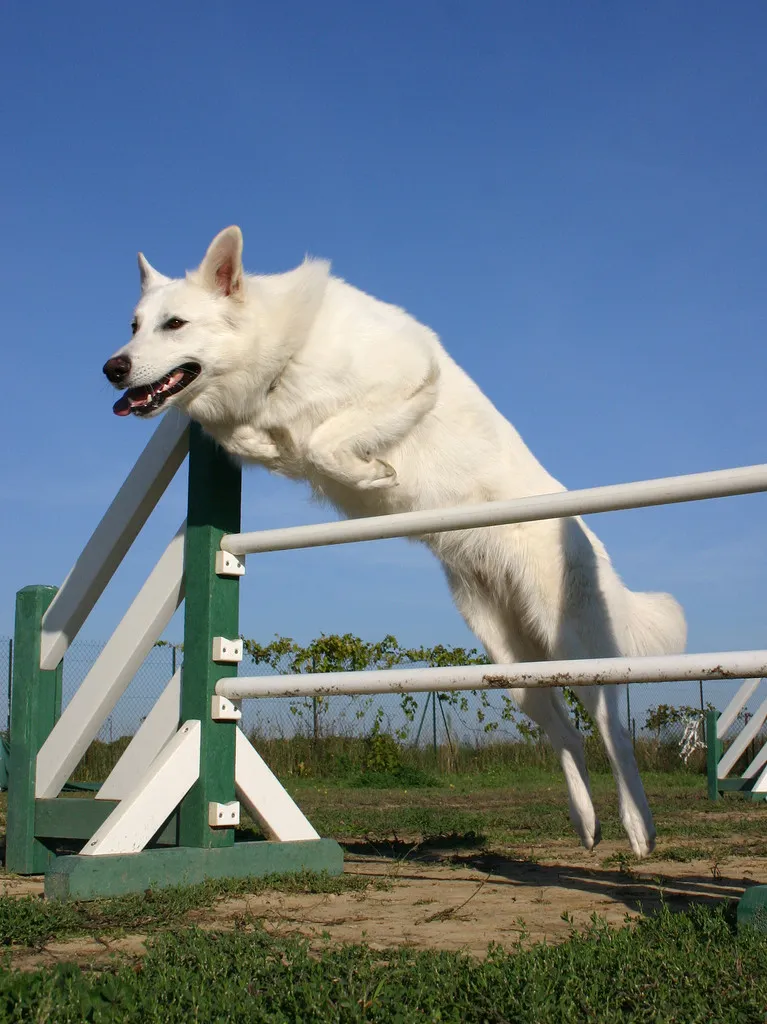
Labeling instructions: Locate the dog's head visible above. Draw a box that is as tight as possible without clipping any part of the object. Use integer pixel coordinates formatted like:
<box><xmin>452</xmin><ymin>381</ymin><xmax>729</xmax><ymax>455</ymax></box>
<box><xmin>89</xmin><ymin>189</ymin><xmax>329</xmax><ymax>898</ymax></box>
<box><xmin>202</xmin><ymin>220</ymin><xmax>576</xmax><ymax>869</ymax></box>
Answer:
<box><xmin>103</xmin><ymin>226</ymin><xmax>253</xmax><ymax>422</ymax></box>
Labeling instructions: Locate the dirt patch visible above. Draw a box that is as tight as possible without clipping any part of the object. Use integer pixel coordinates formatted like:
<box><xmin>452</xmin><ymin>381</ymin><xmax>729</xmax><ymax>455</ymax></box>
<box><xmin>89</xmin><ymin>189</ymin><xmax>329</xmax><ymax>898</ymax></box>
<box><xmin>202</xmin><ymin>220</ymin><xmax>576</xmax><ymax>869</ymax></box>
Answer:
<box><xmin>4</xmin><ymin>838</ymin><xmax>765</xmax><ymax>970</ymax></box>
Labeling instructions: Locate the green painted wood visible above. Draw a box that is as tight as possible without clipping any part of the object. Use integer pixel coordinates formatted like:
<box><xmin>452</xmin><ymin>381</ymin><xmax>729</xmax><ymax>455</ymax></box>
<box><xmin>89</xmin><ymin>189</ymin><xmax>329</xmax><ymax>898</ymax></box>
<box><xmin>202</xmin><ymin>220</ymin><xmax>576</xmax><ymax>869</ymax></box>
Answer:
<box><xmin>6</xmin><ymin>587</ymin><xmax>63</xmax><ymax>874</ymax></box>
<box><xmin>178</xmin><ymin>423</ymin><xmax>242</xmax><ymax>849</ymax></box>
<box><xmin>45</xmin><ymin>839</ymin><xmax>344</xmax><ymax>901</ymax></box>
<box><xmin>706</xmin><ymin>710</ymin><xmax>721</xmax><ymax>802</ymax></box>
<box><xmin>34</xmin><ymin>799</ymin><xmax>178</xmax><ymax>845</ymax></box>
<box><xmin>717</xmin><ymin>777</ymin><xmax>756</xmax><ymax>793</ymax></box>
<box><xmin>738</xmin><ymin>885</ymin><xmax>767</xmax><ymax>932</ymax></box>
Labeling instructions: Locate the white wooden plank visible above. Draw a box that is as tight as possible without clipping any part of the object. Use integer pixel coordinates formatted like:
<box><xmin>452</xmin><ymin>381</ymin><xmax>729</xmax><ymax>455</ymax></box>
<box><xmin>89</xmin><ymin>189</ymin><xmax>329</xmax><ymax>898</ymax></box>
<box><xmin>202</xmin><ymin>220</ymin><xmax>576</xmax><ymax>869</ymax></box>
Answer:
<box><xmin>35</xmin><ymin>524</ymin><xmax>186</xmax><ymax>799</ymax></box>
<box><xmin>97</xmin><ymin>670</ymin><xmax>181</xmax><ymax>801</ymax></box>
<box><xmin>743</xmin><ymin>738</ymin><xmax>767</xmax><ymax>780</ymax></box>
<box><xmin>235</xmin><ymin>728</ymin><xmax>319</xmax><ymax>841</ymax></box>
<box><xmin>717</xmin><ymin>678</ymin><xmax>763</xmax><ymax>739</ymax></box>
<box><xmin>718</xmin><ymin>698</ymin><xmax>767</xmax><ymax>778</ymax></box>
<box><xmin>751</xmin><ymin>761</ymin><xmax>767</xmax><ymax>795</ymax></box>
<box><xmin>40</xmin><ymin>411</ymin><xmax>189</xmax><ymax>671</ymax></box>
<box><xmin>81</xmin><ymin>720</ymin><xmax>201</xmax><ymax>856</ymax></box>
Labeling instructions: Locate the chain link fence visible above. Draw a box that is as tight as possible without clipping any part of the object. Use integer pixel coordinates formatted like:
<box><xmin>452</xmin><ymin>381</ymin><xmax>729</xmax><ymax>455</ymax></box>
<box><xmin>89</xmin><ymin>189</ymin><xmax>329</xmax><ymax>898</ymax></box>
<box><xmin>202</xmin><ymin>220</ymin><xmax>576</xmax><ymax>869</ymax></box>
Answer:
<box><xmin>1</xmin><ymin>633</ymin><xmax>763</xmax><ymax>759</ymax></box>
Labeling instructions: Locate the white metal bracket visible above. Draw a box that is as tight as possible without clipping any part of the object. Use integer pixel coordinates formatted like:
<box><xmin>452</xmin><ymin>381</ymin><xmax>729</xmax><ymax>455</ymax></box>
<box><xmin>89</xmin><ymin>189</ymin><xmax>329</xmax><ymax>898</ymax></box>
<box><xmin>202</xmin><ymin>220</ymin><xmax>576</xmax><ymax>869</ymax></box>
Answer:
<box><xmin>215</xmin><ymin>551</ymin><xmax>245</xmax><ymax>577</ymax></box>
<box><xmin>209</xmin><ymin>800</ymin><xmax>240</xmax><ymax>827</ymax></box>
<box><xmin>211</xmin><ymin>694</ymin><xmax>242</xmax><ymax>721</ymax></box>
<box><xmin>212</xmin><ymin>636</ymin><xmax>243</xmax><ymax>663</ymax></box>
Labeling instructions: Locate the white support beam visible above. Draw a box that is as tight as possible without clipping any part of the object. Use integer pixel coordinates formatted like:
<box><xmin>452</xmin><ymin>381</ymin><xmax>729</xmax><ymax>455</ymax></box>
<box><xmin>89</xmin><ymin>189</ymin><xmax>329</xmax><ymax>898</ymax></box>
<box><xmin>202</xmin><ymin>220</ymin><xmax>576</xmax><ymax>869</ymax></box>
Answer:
<box><xmin>222</xmin><ymin>463</ymin><xmax>767</xmax><ymax>557</ymax></box>
<box><xmin>81</xmin><ymin>721</ymin><xmax>201</xmax><ymax>857</ymax></box>
<box><xmin>35</xmin><ymin>524</ymin><xmax>186</xmax><ymax>799</ymax></box>
<box><xmin>40</xmin><ymin>411</ymin><xmax>189</xmax><ymax>670</ymax></box>
<box><xmin>235</xmin><ymin>728</ymin><xmax>319</xmax><ymax>841</ymax></box>
<box><xmin>97</xmin><ymin>670</ymin><xmax>182</xmax><ymax>801</ymax></box>
<box><xmin>751</xmin><ymin>761</ymin><xmax>767</xmax><ymax>796</ymax></box>
<box><xmin>743</xmin><ymin>739</ymin><xmax>767</xmax><ymax>781</ymax></box>
<box><xmin>717</xmin><ymin>678</ymin><xmax>763</xmax><ymax>739</ymax></box>
<box><xmin>218</xmin><ymin>650</ymin><xmax>767</xmax><ymax>701</ymax></box>
<box><xmin>718</xmin><ymin>698</ymin><xmax>767</xmax><ymax>779</ymax></box>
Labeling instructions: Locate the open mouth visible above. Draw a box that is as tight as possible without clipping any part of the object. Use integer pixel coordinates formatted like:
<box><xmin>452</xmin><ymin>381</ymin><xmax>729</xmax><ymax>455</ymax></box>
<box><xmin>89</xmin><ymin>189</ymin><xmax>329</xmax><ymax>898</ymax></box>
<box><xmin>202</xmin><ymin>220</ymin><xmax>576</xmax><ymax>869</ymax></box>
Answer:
<box><xmin>113</xmin><ymin>362</ymin><xmax>201</xmax><ymax>417</ymax></box>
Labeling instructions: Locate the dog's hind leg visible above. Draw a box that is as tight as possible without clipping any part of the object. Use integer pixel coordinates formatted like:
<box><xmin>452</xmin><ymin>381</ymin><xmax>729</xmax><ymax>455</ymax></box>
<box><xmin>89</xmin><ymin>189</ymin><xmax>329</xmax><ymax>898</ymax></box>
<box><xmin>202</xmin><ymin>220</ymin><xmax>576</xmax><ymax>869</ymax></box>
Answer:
<box><xmin>306</xmin><ymin>366</ymin><xmax>439</xmax><ymax>490</ymax></box>
<box><xmin>444</xmin><ymin>569</ymin><xmax>602</xmax><ymax>852</ymax></box>
<box><xmin>568</xmin><ymin>682</ymin><xmax>655</xmax><ymax>857</ymax></box>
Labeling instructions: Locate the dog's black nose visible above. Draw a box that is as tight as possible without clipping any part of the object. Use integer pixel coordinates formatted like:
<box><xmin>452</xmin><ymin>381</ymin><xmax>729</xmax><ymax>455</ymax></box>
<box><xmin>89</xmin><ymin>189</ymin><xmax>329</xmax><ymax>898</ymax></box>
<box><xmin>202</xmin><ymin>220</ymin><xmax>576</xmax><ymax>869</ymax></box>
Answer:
<box><xmin>103</xmin><ymin>355</ymin><xmax>132</xmax><ymax>384</ymax></box>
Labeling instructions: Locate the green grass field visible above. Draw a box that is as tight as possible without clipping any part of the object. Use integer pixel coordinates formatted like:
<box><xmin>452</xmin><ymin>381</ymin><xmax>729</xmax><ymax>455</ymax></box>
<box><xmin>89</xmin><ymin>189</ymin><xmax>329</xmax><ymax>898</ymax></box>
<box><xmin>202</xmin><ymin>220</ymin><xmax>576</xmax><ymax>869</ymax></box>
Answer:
<box><xmin>1</xmin><ymin>763</ymin><xmax>766</xmax><ymax>1022</ymax></box>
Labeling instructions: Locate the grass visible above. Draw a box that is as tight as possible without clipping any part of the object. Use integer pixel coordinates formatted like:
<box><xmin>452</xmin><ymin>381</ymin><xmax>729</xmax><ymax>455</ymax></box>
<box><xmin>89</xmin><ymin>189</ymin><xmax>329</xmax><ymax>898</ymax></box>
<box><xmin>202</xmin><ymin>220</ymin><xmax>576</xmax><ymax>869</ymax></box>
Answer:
<box><xmin>0</xmin><ymin>904</ymin><xmax>766</xmax><ymax>1022</ymax></box>
<box><xmin>0</xmin><ymin>871</ymin><xmax>389</xmax><ymax>949</ymax></box>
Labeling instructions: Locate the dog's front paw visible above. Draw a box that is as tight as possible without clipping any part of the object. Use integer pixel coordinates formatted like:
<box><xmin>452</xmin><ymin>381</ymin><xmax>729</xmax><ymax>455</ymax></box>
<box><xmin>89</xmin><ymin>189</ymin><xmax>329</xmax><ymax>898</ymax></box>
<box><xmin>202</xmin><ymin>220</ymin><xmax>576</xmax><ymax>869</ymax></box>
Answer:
<box><xmin>355</xmin><ymin>459</ymin><xmax>398</xmax><ymax>490</ymax></box>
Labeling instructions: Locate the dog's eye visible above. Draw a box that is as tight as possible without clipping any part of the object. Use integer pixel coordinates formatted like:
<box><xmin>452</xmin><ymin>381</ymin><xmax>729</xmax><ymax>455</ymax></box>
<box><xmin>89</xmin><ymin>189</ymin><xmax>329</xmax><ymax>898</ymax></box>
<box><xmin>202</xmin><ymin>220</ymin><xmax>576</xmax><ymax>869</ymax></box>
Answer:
<box><xmin>162</xmin><ymin>317</ymin><xmax>188</xmax><ymax>331</ymax></box>
<box><xmin>131</xmin><ymin>319</ymin><xmax>138</xmax><ymax>335</ymax></box>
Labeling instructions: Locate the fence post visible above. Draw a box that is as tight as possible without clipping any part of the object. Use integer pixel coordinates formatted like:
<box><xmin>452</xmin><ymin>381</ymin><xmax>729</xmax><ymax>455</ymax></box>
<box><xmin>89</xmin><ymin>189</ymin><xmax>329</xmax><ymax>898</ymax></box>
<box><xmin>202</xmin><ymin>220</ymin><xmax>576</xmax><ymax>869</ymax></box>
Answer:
<box><xmin>706</xmin><ymin>709</ymin><xmax>722</xmax><ymax>802</ymax></box>
<box><xmin>177</xmin><ymin>423</ymin><xmax>241</xmax><ymax>850</ymax></box>
<box><xmin>6</xmin><ymin>586</ymin><xmax>63</xmax><ymax>873</ymax></box>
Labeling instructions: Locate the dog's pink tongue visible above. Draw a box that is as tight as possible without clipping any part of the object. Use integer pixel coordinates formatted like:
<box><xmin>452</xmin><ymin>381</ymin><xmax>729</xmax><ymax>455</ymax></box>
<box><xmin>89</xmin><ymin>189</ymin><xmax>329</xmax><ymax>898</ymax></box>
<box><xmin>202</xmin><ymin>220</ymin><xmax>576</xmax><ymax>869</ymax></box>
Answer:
<box><xmin>113</xmin><ymin>394</ymin><xmax>133</xmax><ymax>417</ymax></box>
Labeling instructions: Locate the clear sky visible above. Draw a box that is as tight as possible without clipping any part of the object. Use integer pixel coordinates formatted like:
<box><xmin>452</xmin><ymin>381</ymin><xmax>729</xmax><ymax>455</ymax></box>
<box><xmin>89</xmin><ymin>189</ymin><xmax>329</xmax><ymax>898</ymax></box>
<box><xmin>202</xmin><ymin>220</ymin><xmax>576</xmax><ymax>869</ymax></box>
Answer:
<box><xmin>1</xmin><ymin>1</ymin><xmax>766</xmax><ymax>659</ymax></box>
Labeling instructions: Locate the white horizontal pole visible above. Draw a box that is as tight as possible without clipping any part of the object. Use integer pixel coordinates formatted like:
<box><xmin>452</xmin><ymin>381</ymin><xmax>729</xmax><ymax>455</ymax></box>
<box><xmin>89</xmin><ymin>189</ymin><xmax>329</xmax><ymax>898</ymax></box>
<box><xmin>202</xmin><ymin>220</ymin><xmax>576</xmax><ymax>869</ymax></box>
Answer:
<box><xmin>221</xmin><ymin>463</ymin><xmax>767</xmax><ymax>556</ymax></box>
<box><xmin>41</xmin><ymin>410</ymin><xmax>189</xmax><ymax>670</ymax></box>
<box><xmin>217</xmin><ymin>649</ymin><xmax>767</xmax><ymax>700</ymax></box>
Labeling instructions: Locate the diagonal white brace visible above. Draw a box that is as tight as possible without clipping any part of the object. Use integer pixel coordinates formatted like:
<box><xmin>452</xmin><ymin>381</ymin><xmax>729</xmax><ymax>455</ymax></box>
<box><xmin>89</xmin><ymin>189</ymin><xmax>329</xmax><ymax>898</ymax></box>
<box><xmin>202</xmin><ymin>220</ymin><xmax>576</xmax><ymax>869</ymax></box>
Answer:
<box><xmin>81</xmin><ymin>721</ymin><xmax>201</xmax><ymax>856</ymax></box>
<box><xmin>36</xmin><ymin>523</ymin><xmax>186</xmax><ymax>799</ymax></box>
<box><xmin>97</xmin><ymin>670</ymin><xmax>182</xmax><ymax>801</ymax></box>
<box><xmin>40</xmin><ymin>410</ymin><xmax>189</xmax><ymax>670</ymax></box>
<box><xmin>235</xmin><ymin>728</ymin><xmax>319</xmax><ymax>841</ymax></box>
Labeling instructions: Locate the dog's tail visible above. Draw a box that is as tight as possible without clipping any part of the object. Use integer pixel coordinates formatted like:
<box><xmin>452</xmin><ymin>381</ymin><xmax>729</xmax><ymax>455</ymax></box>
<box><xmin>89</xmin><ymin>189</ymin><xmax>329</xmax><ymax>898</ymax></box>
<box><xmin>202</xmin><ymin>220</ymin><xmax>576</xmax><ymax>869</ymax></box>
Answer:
<box><xmin>624</xmin><ymin>590</ymin><xmax>687</xmax><ymax>657</ymax></box>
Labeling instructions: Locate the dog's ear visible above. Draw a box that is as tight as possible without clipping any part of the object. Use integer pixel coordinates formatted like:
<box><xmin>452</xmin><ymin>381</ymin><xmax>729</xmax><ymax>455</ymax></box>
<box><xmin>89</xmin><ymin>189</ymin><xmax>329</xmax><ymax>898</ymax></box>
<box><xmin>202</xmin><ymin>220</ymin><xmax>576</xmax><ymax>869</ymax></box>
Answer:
<box><xmin>197</xmin><ymin>226</ymin><xmax>244</xmax><ymax>298</ymax></box>
<box><xmin>138</xmin><ymin>253</ymin><xmax>170</xmax><ymax>292</ymax></box>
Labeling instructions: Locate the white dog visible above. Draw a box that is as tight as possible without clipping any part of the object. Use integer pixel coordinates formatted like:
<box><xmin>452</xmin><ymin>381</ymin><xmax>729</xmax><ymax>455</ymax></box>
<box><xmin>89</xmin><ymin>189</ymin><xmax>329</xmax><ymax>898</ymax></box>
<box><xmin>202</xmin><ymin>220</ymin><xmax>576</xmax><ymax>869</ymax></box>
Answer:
<box><xmin>104</xmin><ymin>226</ymin><xmax>686</xmax><ymax>857</ymax></box>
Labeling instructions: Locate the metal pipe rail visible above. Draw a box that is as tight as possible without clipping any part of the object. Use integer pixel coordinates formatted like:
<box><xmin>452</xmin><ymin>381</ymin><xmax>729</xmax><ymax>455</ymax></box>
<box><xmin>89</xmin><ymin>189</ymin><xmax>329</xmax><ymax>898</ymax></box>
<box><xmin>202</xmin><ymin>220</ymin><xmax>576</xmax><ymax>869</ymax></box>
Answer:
<box><xmin>217</xmin><ymin>650</ymin><xmax>767</xmax><ymax>700</ymax></box>
<box><xmin>221</xmin><ymin>463</ymin><xmax>767</xmax><ymax>556</ymax></box>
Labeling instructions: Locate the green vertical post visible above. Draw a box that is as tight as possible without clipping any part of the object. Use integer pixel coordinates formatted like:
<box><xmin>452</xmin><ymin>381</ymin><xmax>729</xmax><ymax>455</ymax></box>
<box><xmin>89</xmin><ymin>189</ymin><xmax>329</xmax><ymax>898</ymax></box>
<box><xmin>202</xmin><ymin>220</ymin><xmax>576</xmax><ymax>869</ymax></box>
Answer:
<box><xmin>178</xmin><ymin>424</ymin><xmax>241</xmax><ymax>849</ymax></box>
<box><xmin>706</xmin><ymin>709</ymin><xmax>722</xmax><ymax>802</ymax></box>
<box><xmin>6</xmin><ymin>586</ymin><xmax>63</xmax><ymax>874</ymax></box>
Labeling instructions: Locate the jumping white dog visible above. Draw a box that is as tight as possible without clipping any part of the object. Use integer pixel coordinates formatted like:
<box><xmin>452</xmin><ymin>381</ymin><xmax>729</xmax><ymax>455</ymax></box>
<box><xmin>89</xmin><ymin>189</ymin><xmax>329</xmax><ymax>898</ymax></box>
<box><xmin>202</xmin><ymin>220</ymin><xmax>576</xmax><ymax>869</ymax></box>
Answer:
<box><xmin>104</xmin><ymin>226</ymin><xmax>686</xmax><ymax>857</ymax></box>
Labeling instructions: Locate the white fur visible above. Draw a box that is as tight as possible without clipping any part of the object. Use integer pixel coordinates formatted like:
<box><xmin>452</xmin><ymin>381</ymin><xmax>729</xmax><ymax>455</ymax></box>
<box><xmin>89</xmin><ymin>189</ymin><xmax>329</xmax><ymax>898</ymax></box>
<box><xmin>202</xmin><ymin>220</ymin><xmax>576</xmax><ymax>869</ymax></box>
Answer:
<box><xmin>108</xmin><ymin>226</ymin><xmax>687</xmax><ymax>857</ymax></box>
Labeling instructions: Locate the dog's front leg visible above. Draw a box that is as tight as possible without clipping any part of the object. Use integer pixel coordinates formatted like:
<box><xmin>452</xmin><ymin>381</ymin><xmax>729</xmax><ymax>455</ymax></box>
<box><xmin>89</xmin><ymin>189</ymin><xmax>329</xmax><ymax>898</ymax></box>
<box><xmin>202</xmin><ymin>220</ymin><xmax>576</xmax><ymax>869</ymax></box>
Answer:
<box><xmin>218</xmin><ymin>424</ymin><xmax>301</xmax><ymax>478</ymax></box>
<box><xmin>306</xmin><ymin>366</ymin><xmax>439</xmax><ymax>490</ymax></box>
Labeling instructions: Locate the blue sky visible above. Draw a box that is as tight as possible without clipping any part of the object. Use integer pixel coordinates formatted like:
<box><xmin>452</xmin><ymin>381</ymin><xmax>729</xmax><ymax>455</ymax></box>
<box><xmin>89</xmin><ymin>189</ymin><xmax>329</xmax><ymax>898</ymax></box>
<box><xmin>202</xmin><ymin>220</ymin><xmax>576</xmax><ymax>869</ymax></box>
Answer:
<box><xmin>1</xmin><ymin>1</ymin><xmax>766</xmax><ymax>659</ymax></box>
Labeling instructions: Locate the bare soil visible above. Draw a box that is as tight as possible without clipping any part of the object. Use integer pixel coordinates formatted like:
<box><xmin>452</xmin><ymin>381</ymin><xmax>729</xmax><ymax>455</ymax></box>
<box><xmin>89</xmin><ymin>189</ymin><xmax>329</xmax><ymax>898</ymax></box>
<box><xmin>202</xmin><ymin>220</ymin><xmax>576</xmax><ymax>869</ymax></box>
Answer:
<box><xmin>3</xmin><ymin>838</ymin><xmax>765</xmax><ymax>971</ymax></box>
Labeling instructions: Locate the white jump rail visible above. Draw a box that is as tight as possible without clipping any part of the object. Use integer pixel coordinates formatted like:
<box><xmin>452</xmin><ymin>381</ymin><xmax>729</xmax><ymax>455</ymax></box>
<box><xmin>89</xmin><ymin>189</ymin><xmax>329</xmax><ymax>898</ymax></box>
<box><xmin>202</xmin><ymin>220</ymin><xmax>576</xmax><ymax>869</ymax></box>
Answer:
<box><xmin>221</xmin><ymin>463</ymin><xmax>767</xmax><ymax>556</ymax></box>
<box><xmin>218</xmin><ymin>650</ymin><xmax>767</xmax><ymax>701</ymax></box>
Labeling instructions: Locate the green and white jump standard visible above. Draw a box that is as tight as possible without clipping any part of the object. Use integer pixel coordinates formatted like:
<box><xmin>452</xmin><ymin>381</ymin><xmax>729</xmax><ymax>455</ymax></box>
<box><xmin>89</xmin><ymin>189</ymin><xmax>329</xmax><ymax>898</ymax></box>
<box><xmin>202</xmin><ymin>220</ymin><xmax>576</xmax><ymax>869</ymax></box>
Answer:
<box><xmin>5</xmin><ymin>412</ymin><xmax>341</xmax><ymax>901</ymax></box>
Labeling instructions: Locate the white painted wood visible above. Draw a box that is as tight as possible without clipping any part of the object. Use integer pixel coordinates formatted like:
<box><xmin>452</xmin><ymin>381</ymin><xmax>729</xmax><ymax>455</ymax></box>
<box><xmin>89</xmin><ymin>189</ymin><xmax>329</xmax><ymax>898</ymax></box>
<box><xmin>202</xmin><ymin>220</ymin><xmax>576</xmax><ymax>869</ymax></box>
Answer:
<box><xmin>209</xmin><ymin>801</ymin><xmax>240</xmax><ymax>827</ymax></box>
<box><xmin>215</xmin><ymin>551</ymin><xmax>245</xmax><ymax>576</ymax></box>
<box><xmin>223</xmin><ymin>463</ymin><xmax>767</xmax><ymax>556</ymax></box>
<box><xmin>751</xmin><ymin>761</ymin><xmax>767</xmax><ymax>795</ymax></box>
<box><xmin>40</xmin><ymin>411</ymin><xmax>189</xmax><ymax>670</ymax></box>
<box><xmin>97</xmin><ymin>670</ymin><xmax>182</xmax><ymax>801</ymax></box>
<box><xmin>81</xmin><ymin>721</ymin><xmax>201</xmax><ymax>856</ymax></box>
<box><xmin>36</xmin><ymin>524</ymin><xmax>186</xmax><ymax>799</ymax></box>
<box><xmin>718</xmin><ymin>698</ymin><xmax>767</xmax><ymax>779</ymax></box>
<box><xmin>235</xmin><ymin>728</ymin><xmax>319</xmax><ymax>841</ymax></box>
<box><xmin>212</xmin><ymin>637</ymin><xmax>243</xmax><ymax>663</ymax></box>
<box><xmin>716</xmin><ymin>678</ymin><xmax>763</xmax><ymax>739</ymax></box>
<box><xmin>210</xmin><ymin>695</ymin><xmax>242</xmax><ymax>721</ymax></box>
<box><xmin>742</xmin><ymin>738</ymin><xmax>767</xmax><ymax>780</ymax></box>
<box><xmin>219</xmin><ymin>650</ymin><xmax>767</xmax><ymax>701</ymax></box>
